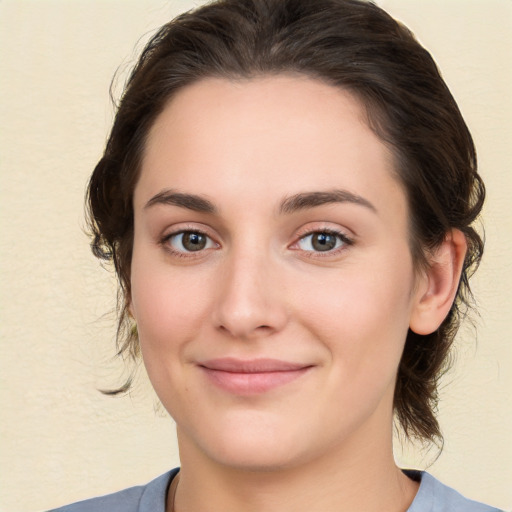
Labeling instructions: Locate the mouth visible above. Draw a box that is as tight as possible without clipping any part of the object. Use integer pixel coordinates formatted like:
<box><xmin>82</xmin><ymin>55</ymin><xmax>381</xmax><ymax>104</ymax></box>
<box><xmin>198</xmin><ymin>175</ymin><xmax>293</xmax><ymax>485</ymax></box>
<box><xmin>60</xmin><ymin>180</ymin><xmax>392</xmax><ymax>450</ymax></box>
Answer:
<box><xmin>197</xmin><ymin>358</ymin><xmax>313</xmax><ymax>395</ymax></box>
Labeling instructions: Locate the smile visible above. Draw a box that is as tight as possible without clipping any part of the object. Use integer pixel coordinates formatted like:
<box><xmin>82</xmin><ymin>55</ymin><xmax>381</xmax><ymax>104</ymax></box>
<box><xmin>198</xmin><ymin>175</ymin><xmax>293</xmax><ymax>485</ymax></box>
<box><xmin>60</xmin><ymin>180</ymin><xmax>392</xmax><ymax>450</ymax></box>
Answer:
<box><xmin>198</xmin><ymin>358</ymin><xmax>313</xmax><ymax>395</ymax></box>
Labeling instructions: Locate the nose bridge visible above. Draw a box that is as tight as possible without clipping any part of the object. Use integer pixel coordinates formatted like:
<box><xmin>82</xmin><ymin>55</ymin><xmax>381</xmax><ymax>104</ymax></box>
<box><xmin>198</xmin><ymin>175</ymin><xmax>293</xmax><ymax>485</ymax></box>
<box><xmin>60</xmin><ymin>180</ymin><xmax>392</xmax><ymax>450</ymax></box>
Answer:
<box><xmin>213</xmin><ymin>242</ymin><xmax>287</xmax><ymax>339</ymax></box>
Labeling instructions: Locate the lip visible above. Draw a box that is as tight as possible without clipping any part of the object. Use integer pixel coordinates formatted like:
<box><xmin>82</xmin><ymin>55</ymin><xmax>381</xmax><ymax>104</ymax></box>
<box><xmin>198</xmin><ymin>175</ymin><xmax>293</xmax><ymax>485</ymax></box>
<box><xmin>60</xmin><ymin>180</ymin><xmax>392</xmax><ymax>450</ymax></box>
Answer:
<box><xmin>198</xmin><ymin>358</ymin><xmax>313</xmax><ymax>395</ymax></box>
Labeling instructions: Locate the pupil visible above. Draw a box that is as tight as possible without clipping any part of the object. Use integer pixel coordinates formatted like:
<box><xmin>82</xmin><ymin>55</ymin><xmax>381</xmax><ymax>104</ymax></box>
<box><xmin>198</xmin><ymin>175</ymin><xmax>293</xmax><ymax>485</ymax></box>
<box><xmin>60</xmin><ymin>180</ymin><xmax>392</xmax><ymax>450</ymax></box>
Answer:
<box><xmin>183</xmin><ymin>232</ymin><xmax>206</xmax><ymax>251</ymax></box>
<box><xmin>312</xmin><ymin>233</ymin><xmax>336</xmax><ymax>251</ymax></box>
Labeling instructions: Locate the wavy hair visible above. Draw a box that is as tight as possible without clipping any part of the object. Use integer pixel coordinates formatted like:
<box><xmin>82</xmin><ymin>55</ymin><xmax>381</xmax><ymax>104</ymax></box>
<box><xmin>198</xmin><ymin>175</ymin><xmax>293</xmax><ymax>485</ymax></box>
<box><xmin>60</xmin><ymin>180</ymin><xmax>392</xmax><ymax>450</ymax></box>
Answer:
<box><xmin>87</xmin><ymin>0</ymin><xmax>484</xmax><ymax>445</ymax></box>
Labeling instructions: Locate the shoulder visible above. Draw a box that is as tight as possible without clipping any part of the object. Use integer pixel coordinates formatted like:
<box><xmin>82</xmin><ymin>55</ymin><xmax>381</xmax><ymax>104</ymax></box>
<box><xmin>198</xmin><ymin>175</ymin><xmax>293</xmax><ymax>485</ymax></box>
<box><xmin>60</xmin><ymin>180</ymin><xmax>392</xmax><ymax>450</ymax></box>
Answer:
<box><xmin>406</xmin><ymin>471</ymin><xmax>504</xmax><ymax>512</ymax></box>
<box><xmin>48</xmin><ymin>469</ymin><xmax>178</xmax><ymax>512</ymax></box>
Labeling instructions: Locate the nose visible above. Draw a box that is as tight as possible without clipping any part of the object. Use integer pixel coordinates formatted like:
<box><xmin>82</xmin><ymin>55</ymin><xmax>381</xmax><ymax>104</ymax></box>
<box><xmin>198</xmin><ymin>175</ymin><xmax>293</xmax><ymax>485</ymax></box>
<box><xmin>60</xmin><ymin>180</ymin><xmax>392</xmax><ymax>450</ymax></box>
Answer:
<box><xmin>212</xmin><ymin>250</ymin><xmax>288</xmax><ymax>340</ymax></box>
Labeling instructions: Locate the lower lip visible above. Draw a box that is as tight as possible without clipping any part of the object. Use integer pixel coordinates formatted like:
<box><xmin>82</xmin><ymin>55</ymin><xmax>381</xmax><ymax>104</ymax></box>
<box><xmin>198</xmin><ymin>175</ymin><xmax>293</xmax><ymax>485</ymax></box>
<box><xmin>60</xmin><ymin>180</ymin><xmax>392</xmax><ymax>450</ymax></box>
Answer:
<box><xmin>200</xmin><ymin>367</ymin><xmax>311</xmax><ymax>395</ymax></box>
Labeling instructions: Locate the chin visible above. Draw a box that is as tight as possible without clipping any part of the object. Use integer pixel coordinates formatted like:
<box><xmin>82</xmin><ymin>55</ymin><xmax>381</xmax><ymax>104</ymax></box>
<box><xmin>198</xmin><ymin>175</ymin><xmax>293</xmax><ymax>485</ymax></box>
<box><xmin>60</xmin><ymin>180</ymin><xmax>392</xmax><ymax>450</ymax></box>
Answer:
<box><xmin>206</xmin><ymin>440</ymin><xmax>304</xmax><ymax>473</ymax></box>
<box><xmin>180</xmin><ymin>411</ymin><xmax>315</xmax><ymax>472</ymax></box>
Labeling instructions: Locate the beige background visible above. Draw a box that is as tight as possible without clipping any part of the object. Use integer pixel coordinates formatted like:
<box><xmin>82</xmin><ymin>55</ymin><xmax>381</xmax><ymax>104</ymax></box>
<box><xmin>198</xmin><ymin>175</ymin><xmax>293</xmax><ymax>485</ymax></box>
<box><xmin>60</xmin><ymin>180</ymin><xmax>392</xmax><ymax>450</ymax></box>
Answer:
<box><xmin>0</xmin><ymin>1</ymin><xmax>510</xmax><ymax>511</ymax></box>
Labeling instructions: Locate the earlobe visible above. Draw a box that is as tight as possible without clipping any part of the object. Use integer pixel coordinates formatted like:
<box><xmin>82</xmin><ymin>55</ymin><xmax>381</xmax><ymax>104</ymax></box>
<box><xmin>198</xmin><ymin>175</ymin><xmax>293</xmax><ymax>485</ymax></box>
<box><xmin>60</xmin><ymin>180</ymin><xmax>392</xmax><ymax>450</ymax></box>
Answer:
<box><xmin>409</xmin><ymin>230</ymin><xmax>467</xmax><ymax>335</ymax></box>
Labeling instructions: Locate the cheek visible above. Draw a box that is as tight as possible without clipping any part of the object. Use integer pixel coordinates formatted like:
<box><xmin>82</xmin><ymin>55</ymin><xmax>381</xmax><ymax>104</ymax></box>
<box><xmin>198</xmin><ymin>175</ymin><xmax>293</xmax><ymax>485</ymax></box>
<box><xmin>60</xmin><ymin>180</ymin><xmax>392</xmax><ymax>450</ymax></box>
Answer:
<box><xmin>295</xmin><ymin>258</ymin><xmax>415</xmax><ymax>379</ymax></box>
<box><xmin>130</xmin><ymin>259</ymin><xmax>213</xmax><ymax>365</ymax></box>
<box><xmin>129</xmin><ymin>263</ymin><xmax>218</xmax><ymax>419</ymax></box>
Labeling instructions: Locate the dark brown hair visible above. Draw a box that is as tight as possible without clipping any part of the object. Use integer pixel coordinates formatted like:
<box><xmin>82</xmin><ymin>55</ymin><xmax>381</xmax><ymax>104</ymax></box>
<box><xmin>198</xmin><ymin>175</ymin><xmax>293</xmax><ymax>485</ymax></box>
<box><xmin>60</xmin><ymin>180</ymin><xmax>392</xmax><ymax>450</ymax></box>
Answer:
<box><xmin>88</xmin><ymin>0</ymin><xmax>484</xmax><ymax>445</ymax></box>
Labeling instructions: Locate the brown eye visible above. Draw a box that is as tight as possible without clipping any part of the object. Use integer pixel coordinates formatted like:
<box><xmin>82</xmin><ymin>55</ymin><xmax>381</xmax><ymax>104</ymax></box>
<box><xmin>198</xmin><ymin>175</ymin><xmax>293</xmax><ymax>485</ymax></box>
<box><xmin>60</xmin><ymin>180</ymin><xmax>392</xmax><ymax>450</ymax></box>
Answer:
<box><xmin>182</xmin><ymin>232</ymin><xmax>207</xmax><ymax>251</ymax></box>
<box><xmin>166</xmin><ymin>231</ymin><xmax>215</xmax><ymax>253</ymax></box>
<box><xmin>296</xmin><ymin>231</ymin><xmax>350</xmax><ymax>253</ymax></box>
<box><xmin>311</xmin><ymin>233</ymin><xmax>337</xmax><ymax>251</ymax></box>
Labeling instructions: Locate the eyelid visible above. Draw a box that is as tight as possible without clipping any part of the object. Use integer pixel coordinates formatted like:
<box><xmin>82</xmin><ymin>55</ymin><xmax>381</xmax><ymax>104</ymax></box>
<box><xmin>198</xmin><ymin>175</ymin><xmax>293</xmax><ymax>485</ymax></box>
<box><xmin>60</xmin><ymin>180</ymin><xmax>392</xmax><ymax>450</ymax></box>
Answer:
<box><xmin>160</xmin><ymin>224</ymin><xmax>220</xmax><ymax>257</ymax></box>
<box><xmin>158</xmin><ymin>222</ymin><xmax>353</xmax><ymax>259</ymax></box>
<box><xmin>289</xmin><ymin>225</ymin><xmax>354</xmax><ymax>257</ymax></box>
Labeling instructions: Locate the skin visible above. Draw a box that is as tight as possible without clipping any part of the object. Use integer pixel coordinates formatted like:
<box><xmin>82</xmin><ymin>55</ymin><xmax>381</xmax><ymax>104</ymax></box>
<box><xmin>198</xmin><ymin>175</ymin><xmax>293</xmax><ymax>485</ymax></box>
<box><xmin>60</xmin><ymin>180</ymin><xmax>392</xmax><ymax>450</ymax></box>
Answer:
<box><xmin>129</xmin><ymin>75</ymin><xmax>466</xmax><ymax>512</ymax></box>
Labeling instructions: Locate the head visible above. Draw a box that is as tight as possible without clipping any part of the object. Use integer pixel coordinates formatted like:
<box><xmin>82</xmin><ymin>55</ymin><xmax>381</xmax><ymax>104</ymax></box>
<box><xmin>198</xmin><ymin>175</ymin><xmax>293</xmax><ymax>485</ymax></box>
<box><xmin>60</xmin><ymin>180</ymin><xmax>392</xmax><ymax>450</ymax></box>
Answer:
<box><xmin>88</xmin><ymin>0</ymin><xmax>484</xmax><ymax>448</ymax></box>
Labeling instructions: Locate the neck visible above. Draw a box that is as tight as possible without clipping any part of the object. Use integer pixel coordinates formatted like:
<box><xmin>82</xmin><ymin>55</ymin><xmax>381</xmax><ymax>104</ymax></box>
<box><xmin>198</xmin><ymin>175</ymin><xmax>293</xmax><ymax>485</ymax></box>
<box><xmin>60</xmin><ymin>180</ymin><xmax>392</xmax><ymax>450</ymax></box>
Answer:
<box><xmin>171</xmin><ymin>421</ymin><xmax>418</xmax><ymax>512</ymax></box>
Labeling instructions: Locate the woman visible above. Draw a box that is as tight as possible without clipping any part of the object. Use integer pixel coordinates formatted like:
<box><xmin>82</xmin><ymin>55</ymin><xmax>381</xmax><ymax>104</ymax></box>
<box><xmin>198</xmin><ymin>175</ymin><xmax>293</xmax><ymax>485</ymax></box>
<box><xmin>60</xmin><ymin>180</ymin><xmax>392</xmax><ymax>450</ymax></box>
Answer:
<box><xmin>51</xmin><ymin>0</ymin><xmax>502</xmax><ymax>510</ymax></box>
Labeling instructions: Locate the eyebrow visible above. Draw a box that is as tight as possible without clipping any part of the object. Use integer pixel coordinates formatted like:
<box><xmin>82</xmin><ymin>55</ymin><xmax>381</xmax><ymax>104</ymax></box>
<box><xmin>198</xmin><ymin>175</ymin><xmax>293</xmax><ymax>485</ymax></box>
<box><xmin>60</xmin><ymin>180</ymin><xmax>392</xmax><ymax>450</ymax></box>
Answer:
<box><xmin>279</xmin><ymin>190</ymin><xmax>377</xmax><ymax>215</ymax></box>
<box><xmin>144</xmin><ymin>189</ymin><xmax>217</xmax><ymax>213</ymax></box>
<box><xmin>144</xmin><ymin>188</ymin><xmax>376</xmax><ymax>215</ymax></box>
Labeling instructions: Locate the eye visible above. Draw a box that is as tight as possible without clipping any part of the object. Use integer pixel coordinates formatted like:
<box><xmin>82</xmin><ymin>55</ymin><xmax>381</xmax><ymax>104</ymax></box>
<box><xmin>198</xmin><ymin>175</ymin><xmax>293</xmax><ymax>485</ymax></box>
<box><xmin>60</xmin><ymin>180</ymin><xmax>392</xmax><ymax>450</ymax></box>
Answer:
<box><xmin>164</xmin><ymin>230</ymin><xmax>216</xmax><ymax>253</ymax></box>
<box><xmin>296</xmin><ymin>230</ymin><xmax>351</xmax><ymax>253</ymax></box>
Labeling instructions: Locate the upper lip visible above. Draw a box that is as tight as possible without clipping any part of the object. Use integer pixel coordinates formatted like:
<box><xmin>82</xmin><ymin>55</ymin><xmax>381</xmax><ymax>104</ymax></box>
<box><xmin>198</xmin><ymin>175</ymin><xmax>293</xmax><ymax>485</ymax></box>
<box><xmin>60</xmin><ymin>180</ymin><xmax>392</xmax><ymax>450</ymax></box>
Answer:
<box><xmin>198</xmin><ymin>358</ymin><xmax>311</xmax><ymax>373</ymax></box>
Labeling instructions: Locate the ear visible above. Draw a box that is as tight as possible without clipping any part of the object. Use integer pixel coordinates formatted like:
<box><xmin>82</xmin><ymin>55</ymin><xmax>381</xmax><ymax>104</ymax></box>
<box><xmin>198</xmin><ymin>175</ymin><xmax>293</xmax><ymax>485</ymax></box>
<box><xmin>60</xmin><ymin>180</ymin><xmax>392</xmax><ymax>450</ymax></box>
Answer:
<box><xmin>409</xmin><ymin>229</ymin><xmax>467</xmax><ymax>335</ymax></box>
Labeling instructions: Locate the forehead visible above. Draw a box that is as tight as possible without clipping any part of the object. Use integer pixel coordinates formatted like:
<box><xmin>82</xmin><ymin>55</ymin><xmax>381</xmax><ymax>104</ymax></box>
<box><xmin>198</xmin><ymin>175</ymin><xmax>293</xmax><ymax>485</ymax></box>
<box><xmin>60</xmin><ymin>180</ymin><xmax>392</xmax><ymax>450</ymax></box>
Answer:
<box><xmin>136</xmin><ymin>75</ymin><xmax>404</xmax><ymax>220</ymax></box>
<box><xmin>143</xmin><ymin>75</ymin><xmax>379</xmax><ymax>166</ymax></box>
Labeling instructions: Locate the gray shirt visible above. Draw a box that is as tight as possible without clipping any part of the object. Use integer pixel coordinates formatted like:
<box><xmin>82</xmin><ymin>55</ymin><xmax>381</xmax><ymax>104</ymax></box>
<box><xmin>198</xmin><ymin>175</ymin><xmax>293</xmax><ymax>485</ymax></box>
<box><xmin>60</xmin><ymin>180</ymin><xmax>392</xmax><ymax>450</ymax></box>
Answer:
<box><xmin>49</xmin><ymin>468</ymin><xmax>504</xmax><ymax>512</ymax></box>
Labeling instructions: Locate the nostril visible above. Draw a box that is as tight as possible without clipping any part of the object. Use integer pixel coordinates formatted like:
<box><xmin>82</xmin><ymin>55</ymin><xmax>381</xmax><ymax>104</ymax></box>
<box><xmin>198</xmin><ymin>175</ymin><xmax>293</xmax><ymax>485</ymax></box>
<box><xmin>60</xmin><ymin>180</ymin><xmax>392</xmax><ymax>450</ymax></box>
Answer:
<box><xmin>216</xmin><ymin>323</ymin><xmax>275</xmax><ymax>339</ymax></box>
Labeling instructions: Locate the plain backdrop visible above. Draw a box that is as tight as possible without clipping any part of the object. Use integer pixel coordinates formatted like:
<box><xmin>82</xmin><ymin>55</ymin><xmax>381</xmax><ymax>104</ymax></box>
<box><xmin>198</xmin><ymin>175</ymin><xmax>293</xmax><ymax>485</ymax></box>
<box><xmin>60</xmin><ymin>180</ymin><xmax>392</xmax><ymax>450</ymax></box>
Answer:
<box><xmin>0</xmin><ymin>1</ymin><xmax>511</xmax><ymax>511</ymax></box>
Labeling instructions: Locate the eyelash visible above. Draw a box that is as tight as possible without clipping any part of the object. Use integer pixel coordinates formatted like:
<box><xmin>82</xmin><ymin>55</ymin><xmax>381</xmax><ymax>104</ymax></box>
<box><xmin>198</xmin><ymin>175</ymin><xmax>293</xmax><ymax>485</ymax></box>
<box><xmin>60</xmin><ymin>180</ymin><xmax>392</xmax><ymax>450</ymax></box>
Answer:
<box><xmin>160</xmin><ymin>227</ymin><xmax>354</xmax><ymax>259</ymax></box>
<box><xmin>160</xmin><ymin>228</ymin><xmax>217</xmax><ymax>259</ymax></box>
<box><xmin>291</xmin><ymin>228</ymin><xmax>354</xmax><ymax>258</ymax></box>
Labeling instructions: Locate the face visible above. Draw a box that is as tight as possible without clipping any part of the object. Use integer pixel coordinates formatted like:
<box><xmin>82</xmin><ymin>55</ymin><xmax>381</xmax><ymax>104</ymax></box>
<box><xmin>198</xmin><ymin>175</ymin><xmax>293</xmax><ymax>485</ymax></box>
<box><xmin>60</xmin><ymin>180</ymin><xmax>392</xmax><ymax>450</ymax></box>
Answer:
<box><xmin>130</xmin><ymin>75</ymin><xmax>425</xmax><ymax>471</ymax></box>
